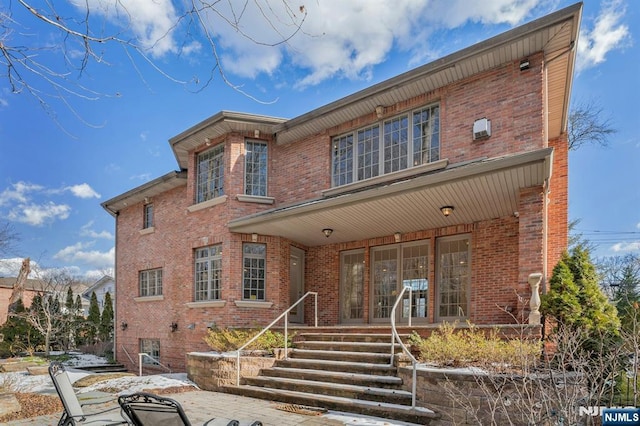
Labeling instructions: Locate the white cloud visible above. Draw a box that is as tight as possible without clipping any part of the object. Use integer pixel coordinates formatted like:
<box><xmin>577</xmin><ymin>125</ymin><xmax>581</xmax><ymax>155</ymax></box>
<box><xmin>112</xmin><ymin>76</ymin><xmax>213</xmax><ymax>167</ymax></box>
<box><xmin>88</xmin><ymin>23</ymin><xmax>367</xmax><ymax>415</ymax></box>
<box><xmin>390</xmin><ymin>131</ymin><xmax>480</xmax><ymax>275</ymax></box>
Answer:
<box><xmin>0</xmin><ymin>257</ymin><xmax>40</xmax><ymax>277</ymax></box>
<box><xmin>54</xmin><ymin>243</ymin><xmax>115</xmax><ymax>269</ymax></box>
<box><xmin>7</xmin><ymin>202</ymin><xmax>71</xmax><ymax>226</ymax></box>
<box><xmin>576</xmin><ymin>0</ymin><xmax>631</xmax><ymax>72</ymax></box>
<box><xmin>80</xmin><ymin>221</ymin><xmax>114</xmax><ymax>240</ymax></box>
<box><xmin>71</xmin><ymin>0</ymin><xmax>180</xmax><ymax>56</ymax></box>
<box><xmin>611</xmin><ymin>241</ymin><xmax>640</xmax><ymax>252</ymax></box>
<box><xmin>0</xmin><ymin>182</ymin><xmax>44</xmax><ymax>207</ymax></box>
<box><xmin>77</xmin><ymin>0</ymin><xmax>549</xmax><ymax>87</ymax></box>
<box><xmin>65</xmin><ymin>183</ymin><xmax>101</xmax><ymax>199</ymax></box>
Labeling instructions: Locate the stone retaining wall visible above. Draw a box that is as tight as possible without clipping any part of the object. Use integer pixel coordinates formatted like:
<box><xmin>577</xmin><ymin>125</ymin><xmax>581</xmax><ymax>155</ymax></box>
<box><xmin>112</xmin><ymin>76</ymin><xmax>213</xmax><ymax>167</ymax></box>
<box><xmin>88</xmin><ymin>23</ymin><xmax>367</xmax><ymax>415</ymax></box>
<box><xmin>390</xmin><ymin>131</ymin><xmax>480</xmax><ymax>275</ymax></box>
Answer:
<box><xmin>186</xmin><ymin>352</ymin><xmax>277</xmax><ymax>391</ymax></box>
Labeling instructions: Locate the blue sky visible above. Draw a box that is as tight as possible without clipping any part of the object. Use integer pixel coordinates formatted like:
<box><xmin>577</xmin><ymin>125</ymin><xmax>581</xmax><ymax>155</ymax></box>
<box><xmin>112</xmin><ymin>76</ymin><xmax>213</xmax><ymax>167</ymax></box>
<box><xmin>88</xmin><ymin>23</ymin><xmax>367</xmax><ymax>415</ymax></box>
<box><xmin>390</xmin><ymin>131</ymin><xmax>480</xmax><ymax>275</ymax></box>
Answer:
<box><xmin>0</xmin><ymin>0</ymin><xmax>638</xmax><ymax>279</ymax></box>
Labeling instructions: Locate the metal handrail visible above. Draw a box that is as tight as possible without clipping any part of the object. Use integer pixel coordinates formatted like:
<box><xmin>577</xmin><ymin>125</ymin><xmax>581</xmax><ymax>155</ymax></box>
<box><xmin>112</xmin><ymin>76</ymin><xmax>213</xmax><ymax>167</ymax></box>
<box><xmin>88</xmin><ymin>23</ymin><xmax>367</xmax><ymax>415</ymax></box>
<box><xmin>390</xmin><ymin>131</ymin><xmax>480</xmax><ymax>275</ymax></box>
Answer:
<box><xmin>121</xmin><ymin>344</ymin><xmax>172</xmax><ymax>376</ymax></box>
<box><xmin>236</xmin><ymin>291</ymin><xmax>318</xmax><ymax>386</ymax></box>
<box><xmin>138</xmin><ymin>352</ymin><xmax>172</xmax><ymax>375</ymax></box>
<box><xmin>390</xmin><ymin>285</ymin><xmax>418</xmax><ymax>409</ymax></box>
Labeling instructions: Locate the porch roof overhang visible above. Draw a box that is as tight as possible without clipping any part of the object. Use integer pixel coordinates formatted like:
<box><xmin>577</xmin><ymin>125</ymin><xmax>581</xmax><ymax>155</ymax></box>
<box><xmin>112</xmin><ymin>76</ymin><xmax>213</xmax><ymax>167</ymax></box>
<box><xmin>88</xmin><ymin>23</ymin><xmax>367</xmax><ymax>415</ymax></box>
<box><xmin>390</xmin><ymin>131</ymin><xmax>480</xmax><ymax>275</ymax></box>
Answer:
<box><xmin>229</xmin><ymin>148</ymin><xmax>553</xmax><ymax>247</ymax></box>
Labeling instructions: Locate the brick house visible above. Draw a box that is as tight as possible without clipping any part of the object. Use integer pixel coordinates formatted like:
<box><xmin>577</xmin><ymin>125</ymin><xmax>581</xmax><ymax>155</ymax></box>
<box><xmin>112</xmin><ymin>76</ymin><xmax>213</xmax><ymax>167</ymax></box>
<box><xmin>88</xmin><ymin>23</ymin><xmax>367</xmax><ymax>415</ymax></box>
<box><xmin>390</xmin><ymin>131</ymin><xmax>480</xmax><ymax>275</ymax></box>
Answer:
<box><xmin>103</xmin><ymin>4</ymin><xmax>580</xmax><ymax>372</ymax></box>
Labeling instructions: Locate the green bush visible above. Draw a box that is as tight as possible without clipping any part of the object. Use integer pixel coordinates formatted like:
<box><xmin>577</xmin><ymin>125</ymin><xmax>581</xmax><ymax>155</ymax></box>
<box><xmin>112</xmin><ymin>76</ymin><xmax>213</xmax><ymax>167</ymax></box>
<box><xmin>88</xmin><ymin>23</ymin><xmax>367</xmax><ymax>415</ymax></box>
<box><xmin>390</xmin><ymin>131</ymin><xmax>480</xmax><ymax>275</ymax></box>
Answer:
<box><xmin>203</xmin><ymin>327</ymin><xmax>294</xmax><ymax>354</ymax></box>
<box><xmin>409</xmin><ymin>322</ymin><xmax>541</xmax><ymax>371</ymax></box>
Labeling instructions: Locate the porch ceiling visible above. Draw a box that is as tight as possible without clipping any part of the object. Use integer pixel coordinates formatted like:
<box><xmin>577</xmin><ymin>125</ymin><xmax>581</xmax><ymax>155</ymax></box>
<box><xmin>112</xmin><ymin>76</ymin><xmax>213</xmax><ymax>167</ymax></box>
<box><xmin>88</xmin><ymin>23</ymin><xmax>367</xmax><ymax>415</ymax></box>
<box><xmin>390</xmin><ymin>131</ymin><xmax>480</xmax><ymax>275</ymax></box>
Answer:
<box><xmin>229</xmin><ymin>148</ymin><xmax>553</xmax><ymax>247</ymax></box>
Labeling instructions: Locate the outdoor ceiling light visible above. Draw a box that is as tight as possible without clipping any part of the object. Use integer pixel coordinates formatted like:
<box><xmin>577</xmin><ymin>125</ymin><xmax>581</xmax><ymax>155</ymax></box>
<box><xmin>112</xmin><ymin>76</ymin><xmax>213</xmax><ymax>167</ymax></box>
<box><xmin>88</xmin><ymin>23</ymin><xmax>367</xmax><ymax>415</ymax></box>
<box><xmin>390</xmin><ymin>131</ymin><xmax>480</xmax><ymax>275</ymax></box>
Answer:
<box><xmin>322</xmin><ymin>228</ymin><xmax>333</xmax><ymax>238</ymax></box>
<box><xmin>440</xmin><ymin>206</ymin><xmax>455</xmax><ymax>217</ymax></box>
<box><xmin>394</xmin><ymin>232</ymin><xmax>402</xmax><ymax>243</ymax></box>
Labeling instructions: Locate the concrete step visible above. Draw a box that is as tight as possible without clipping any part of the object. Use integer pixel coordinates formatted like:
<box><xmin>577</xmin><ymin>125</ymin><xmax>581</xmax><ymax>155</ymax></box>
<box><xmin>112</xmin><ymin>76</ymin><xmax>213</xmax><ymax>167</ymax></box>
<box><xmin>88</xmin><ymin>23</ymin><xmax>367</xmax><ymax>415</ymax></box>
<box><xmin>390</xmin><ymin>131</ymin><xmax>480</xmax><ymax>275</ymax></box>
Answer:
<box><xmin>296</xmin><ymin>332</ymin><xmax>410</xmax><ymax>343</ymax></box>
<box><xmin>223</xmin><ymin>385</ymin><xmax>439</xmax><ymax>424</ymax></box>
<box><xmin>288</xmin><ymin>348</ymin><xmax>392</xmax><ymax>364</ymax></box>
<box><xmin>275</xmin><ymin>357</ymin><xmax>397</xmax><ymax>375</ymax></box>
<box><xmin>242</xmin><ymin>376</ymin><xmax>412</xmax><ymax>404</ymax></box>
<box><xmin>77</xmin><ymin>364</ymin><xmax>128</xmax><ymax>373</ymax></box>
<box><xmin>296</xmin><ymin>340</ymin><xmax>401</xmax><ymax>354</ymax></box>
<box><xmin>261</xmin><ymin>367</ymin><xmax>403</xmax><ymax>388</ymax></box>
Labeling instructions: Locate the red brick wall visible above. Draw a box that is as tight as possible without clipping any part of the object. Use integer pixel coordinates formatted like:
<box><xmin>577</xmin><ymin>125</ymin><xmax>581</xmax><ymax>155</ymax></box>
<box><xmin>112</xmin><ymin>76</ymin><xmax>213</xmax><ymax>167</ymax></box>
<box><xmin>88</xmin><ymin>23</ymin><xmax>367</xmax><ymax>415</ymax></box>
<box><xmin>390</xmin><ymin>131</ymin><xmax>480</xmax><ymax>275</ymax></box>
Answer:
<box><xmin>113</xmin><ymin>54</ymin><xmax>566</xmax><ymax>371</ymax></box>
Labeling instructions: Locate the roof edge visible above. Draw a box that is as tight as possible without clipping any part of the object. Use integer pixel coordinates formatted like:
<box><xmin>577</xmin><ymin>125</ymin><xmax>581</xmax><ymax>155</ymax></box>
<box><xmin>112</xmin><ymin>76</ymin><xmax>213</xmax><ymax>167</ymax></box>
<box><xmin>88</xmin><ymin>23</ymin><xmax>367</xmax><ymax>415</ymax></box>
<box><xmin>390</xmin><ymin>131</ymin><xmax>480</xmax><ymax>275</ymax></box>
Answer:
<box><xmin>101</xmin><ymin>170</ymin><xmax>187</xmax><ymax>216</ymax></box>
<box><xmin>274</xmin><ymin>2</ymin><xmax>582</xmax><ymax>138</ymax></box>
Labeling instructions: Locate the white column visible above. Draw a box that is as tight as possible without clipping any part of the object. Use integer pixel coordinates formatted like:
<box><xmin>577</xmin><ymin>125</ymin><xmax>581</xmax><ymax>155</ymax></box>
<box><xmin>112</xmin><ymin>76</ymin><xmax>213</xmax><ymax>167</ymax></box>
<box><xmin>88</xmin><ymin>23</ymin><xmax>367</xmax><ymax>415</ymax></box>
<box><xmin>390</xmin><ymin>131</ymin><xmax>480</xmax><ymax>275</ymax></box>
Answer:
<box><xmin>528</xmin><ymin>273</ymin><xmax>543</xmax><ymax>325</ymax></box>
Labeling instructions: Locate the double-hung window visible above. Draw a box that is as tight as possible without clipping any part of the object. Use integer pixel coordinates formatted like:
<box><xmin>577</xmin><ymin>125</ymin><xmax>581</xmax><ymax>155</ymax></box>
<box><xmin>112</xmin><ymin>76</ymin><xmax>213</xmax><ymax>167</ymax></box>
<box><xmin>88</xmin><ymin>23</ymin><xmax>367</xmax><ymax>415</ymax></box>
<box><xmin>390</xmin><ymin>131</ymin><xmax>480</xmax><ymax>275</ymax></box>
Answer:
<box><xmin>332</xmin><ymin>104</ymin><xmax>439</xmax><ymax>187</ymax></box>
<box><xmin>194</xmin><ymin>245</ymin><xmax>222</xmax><ymax>301</ymax></box>
<box><xmin>196</xmin><ymin>144</ymin><xmax>224</xmax><ymax>203</ymax></box>
<box><xmin>242</xmin><ymin>243</ymin><xmax>266</xmax><ymax>301</ymax></box>
<box><xmin>245</xmin><ymin>140</ymin><xmax>268</xmax><ymax>196</ymax></box>
<box><xmin>139</xmin><ymin>269</ymin><xmax>162</xmax><ymax>297</ymax></box>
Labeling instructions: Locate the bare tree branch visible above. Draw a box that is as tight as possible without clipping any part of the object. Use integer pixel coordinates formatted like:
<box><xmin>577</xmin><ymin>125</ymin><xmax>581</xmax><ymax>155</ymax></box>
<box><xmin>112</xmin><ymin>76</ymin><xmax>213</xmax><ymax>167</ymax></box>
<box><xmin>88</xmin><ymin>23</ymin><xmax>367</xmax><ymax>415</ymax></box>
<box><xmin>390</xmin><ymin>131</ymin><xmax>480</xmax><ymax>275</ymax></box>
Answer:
<box><xmin>1</xmin><ymin>0</ymin><xmax>309</xmax><ymax>123</ymax></box>
<box><xmin>568</xmin><ymin>99</ymin><xmax>617</xmax><ymax>151</ymax></box>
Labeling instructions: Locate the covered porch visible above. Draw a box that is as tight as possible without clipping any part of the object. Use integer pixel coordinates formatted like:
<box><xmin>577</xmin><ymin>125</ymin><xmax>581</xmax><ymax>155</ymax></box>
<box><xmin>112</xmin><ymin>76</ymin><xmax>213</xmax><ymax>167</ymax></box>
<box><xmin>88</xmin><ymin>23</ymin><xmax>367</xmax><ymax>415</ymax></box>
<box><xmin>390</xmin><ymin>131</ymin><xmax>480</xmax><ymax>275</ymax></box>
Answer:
<box><xmin>230</xmin><ymin>148</ymin><xmax>552</xmax><ymax>327</ymax></box>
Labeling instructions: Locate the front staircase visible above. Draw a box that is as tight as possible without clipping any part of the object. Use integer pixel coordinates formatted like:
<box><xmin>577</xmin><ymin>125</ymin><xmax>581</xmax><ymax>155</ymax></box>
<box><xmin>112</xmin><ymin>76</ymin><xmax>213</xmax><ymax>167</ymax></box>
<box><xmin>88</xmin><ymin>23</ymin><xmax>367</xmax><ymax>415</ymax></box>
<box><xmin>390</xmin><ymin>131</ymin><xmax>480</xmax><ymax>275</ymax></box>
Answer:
<box><xmin>223</xmin><ymin>331</ymin><xmax>439</xmax><ymax>424</ymax></box>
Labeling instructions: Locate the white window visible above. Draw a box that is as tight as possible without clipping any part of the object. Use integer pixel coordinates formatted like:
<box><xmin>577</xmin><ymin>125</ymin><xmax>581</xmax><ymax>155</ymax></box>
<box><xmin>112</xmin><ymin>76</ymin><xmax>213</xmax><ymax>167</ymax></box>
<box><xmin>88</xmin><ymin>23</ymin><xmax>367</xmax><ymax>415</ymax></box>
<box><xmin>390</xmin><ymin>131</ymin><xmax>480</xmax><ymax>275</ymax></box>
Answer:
<box><xmin>196</xmin><ymin>144</ymin><xmax>224</xmax><ymax>203</ymax></box>
<box><xmin>436</xmin><ymin>235</ymin><xmax>470</xmax><ymax>320</ymax></box>
<box><xmin>140</xmin><ymin>339</ymin><xmax>160</xmax><ymax>365</ymax></box>
<box><xmin>245</xmin><ymin>140</ymin><xmax>268</xmax><ymax>196</ymax></box>
<box><xmin>139</xmin><ymin>269</ymin><xmax>162</xmax><ymax>297</ymax></box>
<box><xmin>195</xmin><ymin>245</ymin><xmax>222</xmax><ymax>301</ymax></box>
<box><xmin>332</xmin><ymin>104</ymin><xmax>440</xmax><ymax>187</ymax></box>
<box><xmin>143</xmin><ymin>203</ymin><xmax>153</xmax><ymax>229</ymax></box>
<box><xmin>357</xmin><ymin>126</ymin><xmax>379</xmax><ymax>181</ymax></box>
<box><xmin>243</xmin><ymin>243</ymin><xmax>266</xmax><ymax>301</ymax></box>
<box><xmin>332</xmin><ymin>134</ymin><xmax>354</xmax><ymax>187</ymax></box>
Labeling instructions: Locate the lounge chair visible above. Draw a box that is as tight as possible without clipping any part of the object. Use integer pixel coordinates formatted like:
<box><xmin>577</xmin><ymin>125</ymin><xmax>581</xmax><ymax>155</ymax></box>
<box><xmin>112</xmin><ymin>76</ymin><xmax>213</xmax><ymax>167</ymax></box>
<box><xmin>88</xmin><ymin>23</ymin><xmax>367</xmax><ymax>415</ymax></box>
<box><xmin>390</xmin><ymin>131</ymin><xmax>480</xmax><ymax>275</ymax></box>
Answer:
<box><xmin>117</xmin><ymin>392</ymin><xmax>262</xmax><ymax>426</ymax></box>
<box><xmin>48</xmin><ymin>361</ymin><xmax>130</xmax><ymax>426</ymax></box>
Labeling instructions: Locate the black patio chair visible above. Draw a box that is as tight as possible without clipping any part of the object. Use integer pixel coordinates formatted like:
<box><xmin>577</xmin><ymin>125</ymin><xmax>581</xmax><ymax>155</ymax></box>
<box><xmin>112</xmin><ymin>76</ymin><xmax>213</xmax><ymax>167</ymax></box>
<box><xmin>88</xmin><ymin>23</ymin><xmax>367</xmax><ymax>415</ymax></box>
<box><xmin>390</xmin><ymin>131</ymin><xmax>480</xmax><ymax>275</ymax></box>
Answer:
<box><xmin>48</xmin><ymin>361</ymin><xmax>130</xmax><ymax>426</ymax></box>
<box><xmin>117</xmin><ymin>392</ymin><xmax>262</xmax><ymax>426</ymax></box>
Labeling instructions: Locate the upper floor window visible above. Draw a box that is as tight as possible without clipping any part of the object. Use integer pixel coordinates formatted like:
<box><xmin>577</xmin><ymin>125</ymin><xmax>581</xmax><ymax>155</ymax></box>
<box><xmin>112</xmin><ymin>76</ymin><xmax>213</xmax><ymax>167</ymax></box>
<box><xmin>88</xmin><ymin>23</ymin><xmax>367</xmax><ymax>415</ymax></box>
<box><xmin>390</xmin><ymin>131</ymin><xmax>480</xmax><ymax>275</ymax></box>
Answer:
<box><xmin>242</xmin><ymin>243</ymin><xmax>266</xmax><ymax>301</ymax></box>
<box><xmin>245</xmin><ymin>140</ymin><xmax>268</xmax><ymax>197</ymax></box>
<box><xmin>139</xmin><ymin>268</ymin><xmax>162</xmax><ymax>297</ymax></box>
<box><xmin>332</xmin><ymin>104</ymin><xmax>439</xmax><ymax>187</ymax></box>
<box><xmin>194</xmin><ymin>245</ymin><xmax>222</xmax><ymax>301</ymax></box>
<box><xmin>196</xmin><ymin>144</ymin><xmax>225</xmax><ymax>203</ymax></box>
<box><xmin>143</xmin><ymin>203</ymin><xmax>153</xmax><ymax>229</ymax></box>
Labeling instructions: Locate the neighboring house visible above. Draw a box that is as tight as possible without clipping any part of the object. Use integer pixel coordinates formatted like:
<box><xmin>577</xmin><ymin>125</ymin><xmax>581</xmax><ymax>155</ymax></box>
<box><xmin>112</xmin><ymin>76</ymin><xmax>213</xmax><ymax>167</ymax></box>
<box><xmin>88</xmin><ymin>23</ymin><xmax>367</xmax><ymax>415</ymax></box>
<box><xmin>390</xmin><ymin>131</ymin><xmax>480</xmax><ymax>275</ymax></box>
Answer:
<box><xmin>0</xmin><ymin>278</ymin><xmax>88</xmax><ymax>320</ymax></box>
<box><xmin>0</xmin><ymin>277</ymin><xmax>42</xmax><ymax>322</ymax></box>
<box><xmin>103</xmin><ymin>4</ymin><xmax>580</xmax><ymax>372</ymax></box>
<box><xmin>82</xmin><ymin>276</ymin><xmax>115</xmax><ymax>314</ymax></box>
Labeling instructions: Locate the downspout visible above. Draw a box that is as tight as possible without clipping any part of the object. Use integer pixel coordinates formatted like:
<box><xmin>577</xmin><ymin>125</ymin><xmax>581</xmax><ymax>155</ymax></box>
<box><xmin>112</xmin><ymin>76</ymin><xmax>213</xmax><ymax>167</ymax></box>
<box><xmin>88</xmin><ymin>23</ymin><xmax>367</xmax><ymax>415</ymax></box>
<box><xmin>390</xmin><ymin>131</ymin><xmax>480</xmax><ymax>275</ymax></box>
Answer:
<box><xmin>113</xmin><ymin>211</ymin><xmax>119</xmax><ymax>364</ymax></box>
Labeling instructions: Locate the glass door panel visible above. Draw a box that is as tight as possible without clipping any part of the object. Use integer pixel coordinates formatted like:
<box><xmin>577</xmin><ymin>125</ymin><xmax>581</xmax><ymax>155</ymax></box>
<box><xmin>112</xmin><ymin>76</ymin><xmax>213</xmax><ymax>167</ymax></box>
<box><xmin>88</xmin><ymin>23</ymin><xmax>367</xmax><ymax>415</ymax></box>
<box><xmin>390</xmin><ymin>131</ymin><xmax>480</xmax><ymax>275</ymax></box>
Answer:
<box><xmin>372</xmin><ymin>247</ymin><xmax>398</xmax><ymax>320</ymax></box>
<box><xmin>340</xmin><ymin>250</ymin><xmax>364</xmax><ymax>322</ymax></box>
<box><xmin>402</xmin><ymin>243</ymin><xmax>429</xmax><ymax>320</ymax></box>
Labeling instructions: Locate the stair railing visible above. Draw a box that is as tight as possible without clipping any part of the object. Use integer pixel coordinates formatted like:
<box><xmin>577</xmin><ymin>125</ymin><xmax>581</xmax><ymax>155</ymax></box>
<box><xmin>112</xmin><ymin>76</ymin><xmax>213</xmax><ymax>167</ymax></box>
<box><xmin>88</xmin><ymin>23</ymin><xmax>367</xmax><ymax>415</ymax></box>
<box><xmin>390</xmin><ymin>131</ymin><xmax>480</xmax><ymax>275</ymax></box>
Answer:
<box><xmin>390</xmin><ymin>285</ymin><xmax>417</xmax><ymax>409</ymax></box>
<box><xmin>120</xmin><ymin>345</ymin><xmax>172</xmax><ymax>376</ymax></box>
<box><xmin>236</xmin><ymin>291</ymin><xmax>318</xmax><ymax>386</ymax></box>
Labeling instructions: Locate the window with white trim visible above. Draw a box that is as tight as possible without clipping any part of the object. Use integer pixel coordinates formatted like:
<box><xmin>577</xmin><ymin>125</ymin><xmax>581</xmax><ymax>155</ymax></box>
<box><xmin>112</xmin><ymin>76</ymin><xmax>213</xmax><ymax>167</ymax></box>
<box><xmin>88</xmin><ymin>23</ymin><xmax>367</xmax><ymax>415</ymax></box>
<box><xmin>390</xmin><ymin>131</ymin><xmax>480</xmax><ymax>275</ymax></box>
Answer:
<box><xmin>332</xmin><ymin>104</ymin><xmax>440</xmax><ymax>187</ymax></box>
<box><xmin>436</xmin><ymin>235</ymin><xmax>470</xmax><ymax>320</ymax></box>
<box><xmin>143</xmin><ymin>203</ymin><xmax>153</xmax><ymax>229</ymax></box>
<box><xmin>195</xmin><ymin>245</ymin><xmax>222</xmax><ymax>301</ymax></box>
<box><xmin>140</xmin><ymin>339</ymin><xmax>160</xmax><ymax>365</ymax></box>
<box><xmin>139</xmin><ymin>268</ymin><xmax>162</xmax><ymax>297</ymax></box>
<box><xmin>242</xmin><ymin>243</ymin><xmax>266</xmax><ymax>301</ymax></box>
<box><xmin>196</xmin><ymin>144</ymin><xmax>224</xmax><ymax>203</ymax></box>
<box><xmin>245</xmin><ymin>140</ymin><xmax>268</xmax><ymax>196</ymax></box>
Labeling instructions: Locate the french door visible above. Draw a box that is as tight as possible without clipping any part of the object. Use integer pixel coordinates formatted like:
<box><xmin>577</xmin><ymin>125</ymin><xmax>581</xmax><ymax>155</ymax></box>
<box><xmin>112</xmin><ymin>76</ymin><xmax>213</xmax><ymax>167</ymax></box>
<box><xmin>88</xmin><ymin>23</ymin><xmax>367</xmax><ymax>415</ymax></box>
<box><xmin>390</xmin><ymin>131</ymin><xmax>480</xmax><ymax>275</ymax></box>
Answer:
<box><xmin>370</xmin><ymin>241</ymin><xmax>429</xmax><ymax>323</ymax></box>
